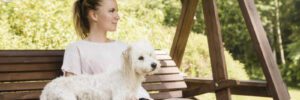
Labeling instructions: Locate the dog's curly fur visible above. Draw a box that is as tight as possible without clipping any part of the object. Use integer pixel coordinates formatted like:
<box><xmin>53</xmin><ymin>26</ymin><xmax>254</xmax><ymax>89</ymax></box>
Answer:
<box><xmin>40</xmin><ymin>41</ymin><xmax>160</xmax><ymax>100</ymax></box>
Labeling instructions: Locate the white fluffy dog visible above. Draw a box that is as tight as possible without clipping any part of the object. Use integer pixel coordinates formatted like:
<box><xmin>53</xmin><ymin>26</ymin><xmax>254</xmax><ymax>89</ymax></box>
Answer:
<box><xmin>40</xmin><ymin>41</ymin><xmax>161</xmax><ymax>100</ymax></box>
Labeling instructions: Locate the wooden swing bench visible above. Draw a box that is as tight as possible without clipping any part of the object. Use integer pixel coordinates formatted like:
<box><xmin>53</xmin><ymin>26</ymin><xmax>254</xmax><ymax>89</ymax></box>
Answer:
<box><xmin>0</xmin><ymin>0</ymin><xmax>290</xmax><ymax>100</ymax></box>
<box><xmin>0</xmin><ymin>50</ymin><xmax>275</xmax><ymax>100</ymax></box>
<box><xmin>0</xmin><ymin>50</ymin><xmax>189</xmax><ymax>100</ymax></box>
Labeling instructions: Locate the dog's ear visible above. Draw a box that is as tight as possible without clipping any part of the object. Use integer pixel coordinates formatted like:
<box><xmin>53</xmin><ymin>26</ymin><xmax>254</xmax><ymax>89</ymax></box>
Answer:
<box><xmin>123</xmin><ymin>46</ymin><xmax>134</xmax><ymax>73</ymax></box>
<box><xmin>122</xmin><ymin>46</ymin><xmax>132</xmax><ymax>58</ymax></box>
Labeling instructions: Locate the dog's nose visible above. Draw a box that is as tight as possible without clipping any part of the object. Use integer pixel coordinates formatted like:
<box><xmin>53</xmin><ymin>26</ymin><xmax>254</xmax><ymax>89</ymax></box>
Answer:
<box><xmin>151</xmin><ymin>63</ymin><xmax>157</xmax><ymax>69</ymax></box>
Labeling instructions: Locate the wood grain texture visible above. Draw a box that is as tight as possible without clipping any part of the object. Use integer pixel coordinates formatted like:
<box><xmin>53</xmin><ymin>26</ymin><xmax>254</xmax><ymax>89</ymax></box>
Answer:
<box><xmin>202</xmin><ymin>0</ymin><xmax>231</xmax><ymax>99</ymax></box>
<box><xmin>150</xmin><ymin>90</ymin><xmax>183</xmax><ymax>99</ymax></box>
<box><xmin>183</xmin><ymin>78</ymin><xmax>271</xmax><ymax>97</ymax></box>
<box><xmin>238</xmin><ymin>0</ymin><xmax>290</xmax><ymax>99</ymax></box>
<box><xmin>0</xmin><ymin>71</ymin><xmax>62</xmax><ymax>82</ymax></box>
<box><xmin>170</xmin><ymin>0</ymin><xmax>198</xmax><ymax>67</ymax></box>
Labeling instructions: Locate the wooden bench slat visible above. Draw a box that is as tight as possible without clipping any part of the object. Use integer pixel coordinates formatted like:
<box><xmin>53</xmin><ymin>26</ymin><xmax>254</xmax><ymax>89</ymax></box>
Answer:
<box><xmin>0</xmin><ymin>57</ymin><xmax>63</xmax><ymax>64</ymax></box>
<box><xmin>145</xmin><ymin>74</ymin><xmax>184</xmax><ymax>83</ymax></box>
<box><xmin>0</xmin><ymin>71</ymin><xmax>61</xmax><ymax>82</ymax></box>
<box><xmin>0</xmin><ymin>90</ymin><xmax>183</xmax><ymax>100</ymax></box>
<box><xmin>0</xmin><ymin>50</ymin><xmax>167</xmax><ymax>56</ymax></box>
<box><xmin>143</xmin><ymin>81</ymin><xmax>187</xmax><ymax>91</ymax></box>
<box><xmin>0</xmin><ymin>54</ymin><xmax>170</xmax><ymax>60</ymax></box>
<box><xmin>0</xmin><ymin>67</ymin><xmax>178</xmax><ymax>82</ymax></box>
<box><xmin>156</xmin><ymin>54</ymin><xmax>172</xmax><ymax>60</ymax></box>
<box><xmin>0</xmin><ymin>91</ymin><xmax>40</xmax><ymax>100</ymax></box>
<box><xmin>0</xmin><ymin>82</ymin><xmax>186</xmax><ymax>99</ymax></box>
<box><xmin>160</xmin><ymin>60</ymin><xmax>176</xmax><ymax>67</ymax></box>
<box><xmin>0</xmin><ymin>81</ymin><xmax>47</xmax><ymax>92</ymax></box>
<box><xmin>0</xmin><ymin>57</ymin><xmax>175</xmax><ymax>67</ymax></box>
<box><xmin>155</xmin><ymin>67</ymin><xmax>180</xmax><ymax>75</ymax></box>
<box><xmin>0</xmin><ymin>63</ymin><xmax>61</xmax><ymax>72</ymax></box>
<box><xmin>150</xmin><ymin>90</ymin><xmax>183</xmax><ymax>100</ymax></box>
<box><xmin>0</xmin><ymin>64</ymin><xmax>178</xmax><ymax>74</ymax></box>
<box><xmin>0</xmin><ymin>50</ymin><xmax>64</xmax><ymax>57</ymax></box>
<box><xmin>0</xmin><ymin>74</ymin><xmax>184</xmax><ymax>92</ymax></box>
<box><xmin>0</xmin><ymin>81</ymin><xmax>187</xmax><ymax>93</ymax></box>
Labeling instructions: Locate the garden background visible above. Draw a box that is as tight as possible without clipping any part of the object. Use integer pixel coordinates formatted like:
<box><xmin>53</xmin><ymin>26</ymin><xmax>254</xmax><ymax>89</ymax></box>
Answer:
<box><xmin>0</xmin><ymin>0</ymin><xmax>299</xmax><ymax>99</ymax></box>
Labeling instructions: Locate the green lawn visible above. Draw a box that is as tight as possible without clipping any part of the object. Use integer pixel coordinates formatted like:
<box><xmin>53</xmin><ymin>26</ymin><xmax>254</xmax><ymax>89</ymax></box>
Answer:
<box><xmin>196</xmin><ymin>87</ymin><xmax>300</xmax><ymax>100</ymax></box>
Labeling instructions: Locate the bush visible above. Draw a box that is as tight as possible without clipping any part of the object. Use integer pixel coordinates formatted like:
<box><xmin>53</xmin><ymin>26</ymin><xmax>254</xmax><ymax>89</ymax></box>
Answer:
<box><xmin>181</xmin><ymin>33</ymin><xmax>249</xmax><ymax>80</ymax></box>
<box><xmin>0</xmin><ymin>0</ymin><xmax>75</xmax><ymax>49</ymax></box>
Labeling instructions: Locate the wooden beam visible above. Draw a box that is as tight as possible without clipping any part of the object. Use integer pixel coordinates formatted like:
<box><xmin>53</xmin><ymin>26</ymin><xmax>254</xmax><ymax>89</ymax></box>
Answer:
<box><xmin>183</xmin><ymin>79</ymin><xmax>239</xmax><ymax>97</ymax></box>
<box><xmin>170</xmin><ymin>0</ymin><xmax>198</xmax><ymax>67</ymax></box>
<box><xmin>238</xmin><ymin>0</ymin><xmax>290</xmax><ymax>100</ymax></box>
<box><xmin>183</xmin><ymin>78</ymin><xmax>272</xmax><ymax>97</ymax></box>
<box><xmin>202</xmin><ymin>0</ymin><xmax>231</xmax><ymax>99</ymax></box>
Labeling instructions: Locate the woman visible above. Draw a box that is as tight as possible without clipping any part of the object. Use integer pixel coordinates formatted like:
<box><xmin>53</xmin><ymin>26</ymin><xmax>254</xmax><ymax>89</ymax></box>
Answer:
<box><xmin>61</xmin><ymin>0</ymin><xmax>151</xmax><ymax>99</ymax></box>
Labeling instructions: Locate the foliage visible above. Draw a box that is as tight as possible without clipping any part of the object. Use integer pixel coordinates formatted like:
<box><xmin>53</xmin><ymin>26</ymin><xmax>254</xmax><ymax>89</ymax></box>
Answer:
<box><xmin>161</xmin><ymin>0</ymin><xmax>181</xmax><ymax>26</ymax></box>
<box><xmin>284</xmin><ymin>0</ymin><xmax>300</xmax><ymax>86</ymax></box>
<box><xmin>0</xmin><ymin>0</ymin><xmax>75</xmax><ymax>49</ymax></box>
<box><xmin>162</xmin><ymin>0</ymin><xmax>264</xmax><ymax>79</ymax></box>
<box><xmin>0</xmin><ymin>0</ymin><xmax>248</xmax><ymax>81</ymax></box>
<box><xmin>217</xmin><ymin>0</ymin><xmax>264</xmax><ymax>79</ymax></box>
<box><xmin>181</xmin><ymin>33</ymin><xmax>249</xmax><ymax>80</ymax></box>
<box><xmin>163</xmin><ymin>0</ymin><xmax>300</xmax><ymax>85</ymax></box>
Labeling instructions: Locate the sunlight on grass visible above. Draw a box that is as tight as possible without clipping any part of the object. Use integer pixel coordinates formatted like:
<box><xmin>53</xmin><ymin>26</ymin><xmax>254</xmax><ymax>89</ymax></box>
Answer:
<box><xmin>196</xmin><ymin>87</ymin><xmax>300</xmax><ymax>100</ymax></box>
<box><xmin>232</xmin><ymin>95</ymin><xmax>272</xmax><ymax>100</ymax></box>
<box><xmin>289</xmin><ymin>87</ymin><xmax>300</xmax><ymax>100</ymax></box>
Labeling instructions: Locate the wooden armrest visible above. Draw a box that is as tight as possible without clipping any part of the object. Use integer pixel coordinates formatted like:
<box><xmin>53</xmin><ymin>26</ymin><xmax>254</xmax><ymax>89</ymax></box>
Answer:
<box><xmin>182</xmin><ymin>78</ymin><xmax>271</xmax><ymax>98</ymax></box>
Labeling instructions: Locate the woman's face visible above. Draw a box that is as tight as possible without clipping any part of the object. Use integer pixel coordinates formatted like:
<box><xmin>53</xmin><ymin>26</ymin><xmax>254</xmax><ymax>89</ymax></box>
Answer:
<box><xmin>94</xmin><ymin>0</ymin><xmax>119</xmax><ymax>32</ymax></box>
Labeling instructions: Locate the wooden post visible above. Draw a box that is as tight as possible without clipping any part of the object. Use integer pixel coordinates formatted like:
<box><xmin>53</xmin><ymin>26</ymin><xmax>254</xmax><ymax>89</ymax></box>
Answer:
<box><xmin>170</xmin><ymin>0</ymin><xmax>198</xmax><ymax>67</ymax></box>
<box><xmin>238</xmin><ymin>0</ymin><xmax>290</xmax><ymax>100</ymax></box>
<box><xmin>202</xmin><ymin>0</ymin><xmax>231</xmax><ymax>100</ymax></box>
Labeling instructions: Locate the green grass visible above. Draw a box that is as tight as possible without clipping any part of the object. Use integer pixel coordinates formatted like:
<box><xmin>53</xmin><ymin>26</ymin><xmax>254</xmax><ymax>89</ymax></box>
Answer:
<box><xmin>196</xmin><ymin>87</ymin><xmax>300</xmax><ymax>100</ymax></box>
<box><xmin>288</xmin><ymin>87</ymin><xmax>300</xmax><ymax>100</ymax></box>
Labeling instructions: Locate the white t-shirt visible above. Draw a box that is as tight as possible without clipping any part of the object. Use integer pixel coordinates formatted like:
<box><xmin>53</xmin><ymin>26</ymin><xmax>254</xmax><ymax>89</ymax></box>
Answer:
<box><xmin>61</xmin><ymin>40</ymin><xmax>127</xmax><ymax>75</ymax></box>
<box><xmin>61</xmin><ymin>40</ymin><xmax>150</xmax><ymax>98</ymax></box>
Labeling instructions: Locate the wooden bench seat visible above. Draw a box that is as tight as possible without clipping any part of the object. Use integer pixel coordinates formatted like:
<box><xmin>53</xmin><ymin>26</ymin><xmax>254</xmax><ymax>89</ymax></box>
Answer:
<box><xmin>0</xmin><ymin>50</ymin><xmax>188</xmax><ymax>100</ymax></box>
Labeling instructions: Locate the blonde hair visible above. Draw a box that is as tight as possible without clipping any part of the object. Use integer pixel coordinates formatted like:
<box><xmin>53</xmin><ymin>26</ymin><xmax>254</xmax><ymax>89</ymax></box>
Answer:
<box><xmin>73</xmin><ymin>0</ymin><xmax>102</xmax><ymax>39</ymax></box>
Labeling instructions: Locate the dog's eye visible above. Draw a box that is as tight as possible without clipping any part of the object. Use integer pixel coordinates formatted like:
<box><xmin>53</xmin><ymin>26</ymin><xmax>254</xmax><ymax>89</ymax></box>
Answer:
<box><xmin>138</xmin><ymin>56</ymin><xmax>144</xmax><ymax>60</ymax></box>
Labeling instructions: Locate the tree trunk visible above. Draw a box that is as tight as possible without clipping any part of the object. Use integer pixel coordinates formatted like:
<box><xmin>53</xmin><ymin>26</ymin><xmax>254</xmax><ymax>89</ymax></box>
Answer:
<box><xmin>274</xmin><ymin>0</ymin><xmax>286</xmax><ymax>65</ymax></box>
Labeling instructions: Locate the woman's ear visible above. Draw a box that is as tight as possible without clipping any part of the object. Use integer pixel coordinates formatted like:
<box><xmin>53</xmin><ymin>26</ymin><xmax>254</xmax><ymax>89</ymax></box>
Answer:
<box><xmin>88</xmin><ymin>10</ymin><xmax>98</xmax><ymax>22</ymax></box>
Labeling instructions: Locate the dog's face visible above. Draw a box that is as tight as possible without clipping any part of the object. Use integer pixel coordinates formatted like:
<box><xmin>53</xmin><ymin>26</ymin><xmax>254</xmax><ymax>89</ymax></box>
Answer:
<box><xmin>123</xmin><ymin>41</ymin><xmax>161</xmax><ymax>76</ymax></box>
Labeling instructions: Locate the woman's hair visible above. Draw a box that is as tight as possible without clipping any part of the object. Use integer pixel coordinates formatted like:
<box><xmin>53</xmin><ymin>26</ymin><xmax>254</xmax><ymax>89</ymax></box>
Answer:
<box><xmin>73</xmin><ymin>0</ymin><xmax>102</xmax><ymax>39</ymax></box>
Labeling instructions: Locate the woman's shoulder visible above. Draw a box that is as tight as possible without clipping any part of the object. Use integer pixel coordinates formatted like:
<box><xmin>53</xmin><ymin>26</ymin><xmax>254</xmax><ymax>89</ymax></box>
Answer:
<box><xmin>113</xmin><ymin>40</ymin><xmax>129</xmax><ymax>51</ymax></box>
<box><xmin>65</xmin><ymin>40</ymin><xmax>82</xmax><ymax>48</ymax></box>
<box><xmin>114</xmin><ymin>40</ymin><xmax>128</xmax><ymax>46</ymax></box>
<box><xmin>64</xmin><ymin>40</ymin><xmax>92</xmax><ymax>51</ymax></box>
<box><xmin>65</xmin><ymin>40</ymin><xmax>128</xmax><ymax>50</ymax></box>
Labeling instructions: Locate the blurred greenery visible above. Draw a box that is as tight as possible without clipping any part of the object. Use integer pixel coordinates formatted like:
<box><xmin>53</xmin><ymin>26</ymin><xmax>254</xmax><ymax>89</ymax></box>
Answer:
<box><xmin>178</xmin><ymin>0</ymin><xmax>300</xmax><ymax>86</ymax></box>
<box><xmin>0</xmin><ymin>0</ymin><xmax>300</xmax><ymax>99</ymax></box>
<box><xmin>0</xmin><ymin>0</ymin><xmax>75</xmax><ymax>49</ymax></box>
